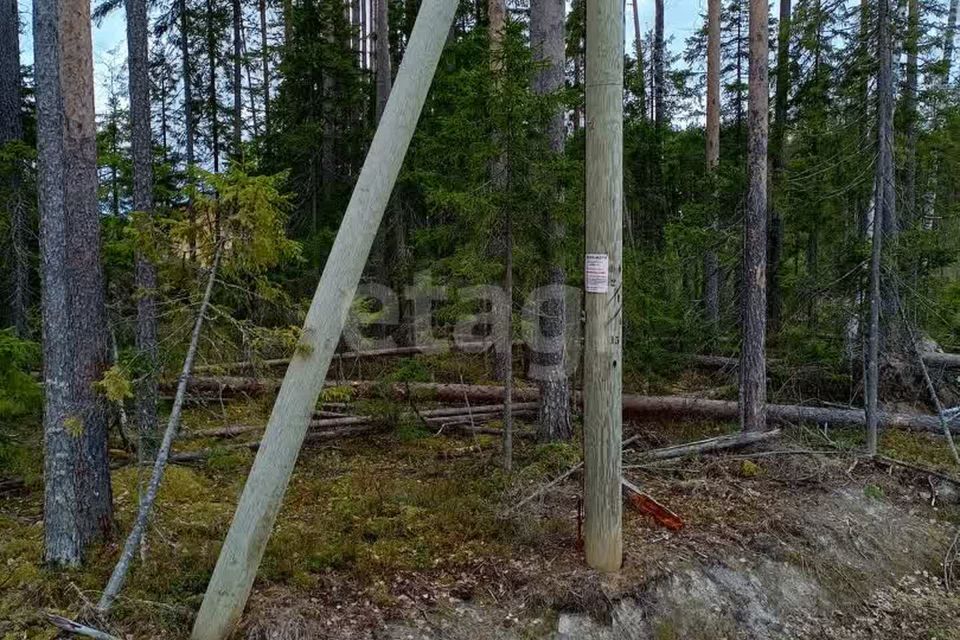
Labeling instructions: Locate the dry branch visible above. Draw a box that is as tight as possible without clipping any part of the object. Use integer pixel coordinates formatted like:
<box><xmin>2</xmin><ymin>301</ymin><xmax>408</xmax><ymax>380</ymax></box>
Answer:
<box><xmin>45</xmin><ymin>613</ymin><xmax>120</xmax><ymax>640</ymax></box>
<box><xmin>97</xmin><ymin>247</ymin><xmax>222</xmax><ymax>614</ymax></box>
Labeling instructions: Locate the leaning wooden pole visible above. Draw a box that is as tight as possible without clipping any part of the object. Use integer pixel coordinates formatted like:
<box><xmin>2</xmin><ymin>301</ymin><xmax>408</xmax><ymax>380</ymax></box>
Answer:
<box><xmin>583</xmin><ymin>0</ymin><xmax>624</xmax><ymax>572</ymax></box>
<box><xmin>189</xmin><ymin>0</ymin><xmax>459</xmax><ymax>635</ymax></box>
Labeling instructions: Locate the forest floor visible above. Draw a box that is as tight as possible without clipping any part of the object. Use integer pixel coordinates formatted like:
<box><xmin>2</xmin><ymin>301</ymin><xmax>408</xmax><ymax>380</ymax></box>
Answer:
<box><xmin>3</xmin><ymin>356</ymin><xmax>960</xmax><ymax>639</ymax></box>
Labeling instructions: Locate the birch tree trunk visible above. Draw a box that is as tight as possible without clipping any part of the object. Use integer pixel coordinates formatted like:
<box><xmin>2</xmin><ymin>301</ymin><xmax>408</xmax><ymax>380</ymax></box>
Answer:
<box><xmin>740</xmin><ymin>0</ymin><xmax>768</xmax><ymax>432</ymax></box>
<box><xmin>127</xmin><ymin>0</ymin><xmax>160</xmax><ymax>460</ymax></box>
<box><xmin>704</xmin><ymin>0</ymin><xmax>721</xmax><ymax>326</ymax></box>
<box><xmin>867</xmin><ymin>0</ymin><xmax>896</xmax><ymax>455</ymax></box>
<box><xmin>34</xmin><ymin>0</ymin><xmax>114</xmax><ymax>564</ymax></box>
<box><xmin>768</xmin><ymin>0</ymin><xmax>790</xmax><ymax>332</ymax></box>
<box><xmin>1</xmin><ymin>0</ymin><xmax>26</xmax><ymax>337</ymax></box>
<box><xmin>190</xmin><ymin>0</ymin><xmax>459</xmax><ymax>633</ymax></box>
<box><xmin>584</xmin><ymin>0</ymin><xmax>623</xmax><ymax>572</ymax></box>
<box><xmin>531</xmin><ymin>0</ymin><xmax>571</xmax><ymax>442</ymax></box>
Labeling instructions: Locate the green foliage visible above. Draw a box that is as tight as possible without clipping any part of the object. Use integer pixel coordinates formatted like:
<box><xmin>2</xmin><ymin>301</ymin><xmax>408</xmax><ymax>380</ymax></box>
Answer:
<box><xmin>95</xmin><ymin>364</ymin><xmax>134</xmax><ymax>404</ymax></box>
<box><xmin>0</xmin><ymin>329</ymin><xmax>41</xmax><ymax>425</ymax></box>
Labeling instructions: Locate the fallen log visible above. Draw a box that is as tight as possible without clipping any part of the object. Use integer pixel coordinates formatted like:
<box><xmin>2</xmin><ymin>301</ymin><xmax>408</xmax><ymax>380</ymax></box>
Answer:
<box><xmin>632</xmin><ymin>429</ymin><xmax>781</xmax><ymax>462</ymax></box>
<box><xmin>183</xmin><ymin>403</ymin><xmax>540</xmax><ymax>441</ymax></box>
<box><xmin>691</xmin><ymin>351</ymin><xmax>960</xmax><ymax>372</ymax></box>
<box><xmin>170</xmin><ymin>424</ymin><xmax>380</xmax><ymax>463</ymax></box>
<box><xmin>191</xmin><ymin>340</ymin><xmax>509</xmax><ymax>375</ymax></box>
<box><xmin>169</xmin><ymin>378</ymin><xmax>957</xmax><ymax>435</ymax></box>
<box><xmin>622</xmin><ymin>396</ymin><xmax>958</xmax><ymax>435</ymax></box>
<box><xmin>184</xmin><ymin>415</ymin><xmax>374</xmax><ymax>439</ymax></box>
<box><xmin>921</xmin><ymin>352</ymin><xmax>960</xmax><ymax>370</ymax></box>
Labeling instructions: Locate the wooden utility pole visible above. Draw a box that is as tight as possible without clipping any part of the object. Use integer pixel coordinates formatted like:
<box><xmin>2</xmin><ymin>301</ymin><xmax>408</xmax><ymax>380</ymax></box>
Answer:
<box><xmin>740</xmin><ymin>0</ymin><xmax>769</xmax><ymax>432</ymax></box>
<box><xmin>583</xmin><ymin>0</ymin><xmax>623</xmax><ymax>572</ymax></box>
<box><xmin>189</xmin><ymin>0</ymin><xmax>459</xmax><ymax>635</ymax></box>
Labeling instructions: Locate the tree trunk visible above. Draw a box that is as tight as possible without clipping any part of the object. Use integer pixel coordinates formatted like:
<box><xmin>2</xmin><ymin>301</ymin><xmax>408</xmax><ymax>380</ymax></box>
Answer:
<box><xmin>903</xmin><ymin>0</ymin><xmax>918</xmax><ymax>223</ymax></box>
<box><xmin>487</xmin><ymin>0</ymin><xmax>512</xmax><ymax>467</ymax></box>
<box><xmin>946</xmin><ymin>0</ymin><xmax>959</xmax><ymax>81</ymax></box>
<box><xmin>530</xmin><ymin>0</ymin><xmax>571</xmax><ymax>442</ymax></box>
<box><xmin>0</xmin><ymin>0</ymin><xmax>20</xmax><ymax>143</ymax></box>
<box><xmin>1</xmin><ymin>0</ymin><xmax>26</xmax><ymax>337</ymax></box>
<box><xmin>34</xmin><ymin>0</ymin><xmax>114</xmax><ymax>565</ymax></box>
<box><xmin>740</xmin><ymin>0</ymin><xmax>768</xmax><ymax>432</ymax></box>
<box><xmin>181</xmin><ymin>0</ymin><xmax>195</xmax><ymax>168</ymax></box>
<box><xmin>768</xmin><ymin>0</ymin><xmax>789</xmax><ymax>332</ymax></box>
<box><xmin>127</xmin><ymin>0</ymin><xmax>160</xmax><ymax>461</ymax></box>
<box><xmin>653</xmin><ymin>0</ymin><xmax>664</xmax><ymax>127</ymax></box>
<box><xmin>207</xmin><ymin>0</ymin><xmax>220</xmax><ymax>173</ymax></box>
<box><xmin>584</xmin><ymin>0</ymin><xmax>624</xmax><ymax>572</ymax></box>
<box><xmin>361</xmin><ymin>0</ymin><xmax>368</xmax><ymax>68</ymax></box>
<box><xmin>259</xmin><ymin>0</ymin><xmax>270</xmax><ymax>142</ymax></box>
<box><xmin>190</xmin><ymin>0</ymin><xmax>459</xmax><ymax>633</ymax></box>
<box><xmin>704</xmin><ymin>0</ymin><xmax>721</xmax><ymax>326</ymax></box>
<box><xmin>630</xmin><ymin>0</ymin><xmax>645</xmax><ymax>118</ymax></box>
<box><xmin>867</xmin><ymin>0</ymin><xmax>896</xmax><ymax>455</ymax></box>
<box><xmin>232</xmin><ymin>0</ymin><xmax>243</xmax><ymax>158</ymax></box>
<box><xmin>375</xmin><ymin>0</ymin><xmax>392</xmax><ymax>121</ymax></box>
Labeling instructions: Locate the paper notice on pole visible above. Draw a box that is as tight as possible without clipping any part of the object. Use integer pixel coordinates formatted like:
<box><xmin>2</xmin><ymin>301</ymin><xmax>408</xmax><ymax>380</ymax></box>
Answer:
<box><xmin>585</xmin><ymin>254</ymin><xmax>609</xmax><ymax>293</ymax></box>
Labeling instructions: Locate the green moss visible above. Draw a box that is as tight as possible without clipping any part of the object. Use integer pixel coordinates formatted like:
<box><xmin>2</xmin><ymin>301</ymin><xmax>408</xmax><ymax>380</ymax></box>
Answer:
<box><xmin>864</xmin><ymin>484</ymin><xmax>884</xmax><ymax>500</ymax></box>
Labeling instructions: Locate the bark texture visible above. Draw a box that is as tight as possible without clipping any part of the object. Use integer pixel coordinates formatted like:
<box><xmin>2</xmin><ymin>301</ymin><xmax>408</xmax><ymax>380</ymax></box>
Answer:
<box><xmin>740</xmin><ymin>0</ymin><xmax>769</xmax><ymax>432</ymax></box>
<box><xmin>530</xmin><ymin>0</ymin><xmax>571</xmax><ymax>442</ymax></box>
<box><xmin>127</xmin><ymin>0</ymin><xmax>160</xmax><ymax>460</ymax></box>
<box><xmin>867</xmin><ymin>0</ymin><xmax>896</xmax><ymax>455</ymax></box>
<box><xmin>0</xmin><ymin>0</ymin><xmax>20</xmax><ymax>143</ymax></box>
<box><xmin>34</xmin><ymin>0</ymin><xmax>114</xmax><ymax>565</ymax></box>
<box><xmin>903</xmin><ymin>0</ymin><xmax>919</xmax><ymax>223</ymax></box>
<box><xmin>704</xmin><ymin>0</ymin><xmax>721</xmax><ymax>325</ymax></box>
